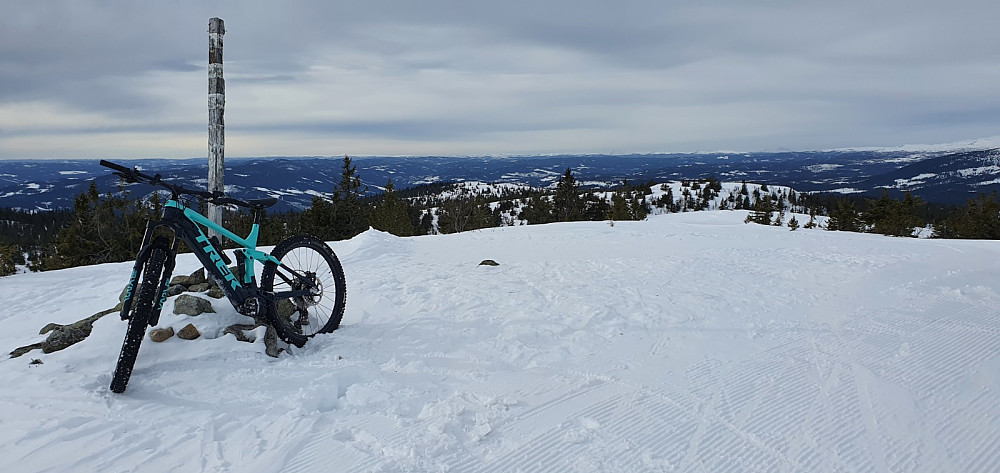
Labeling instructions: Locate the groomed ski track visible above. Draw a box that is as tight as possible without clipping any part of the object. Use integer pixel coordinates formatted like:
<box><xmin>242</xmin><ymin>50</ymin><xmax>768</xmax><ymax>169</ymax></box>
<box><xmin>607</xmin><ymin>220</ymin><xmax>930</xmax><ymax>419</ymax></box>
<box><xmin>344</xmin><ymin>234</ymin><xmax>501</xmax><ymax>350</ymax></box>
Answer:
<box><xmin>0</xmin><ymin>211</ymin><xmax>997</xmax><ymax>472</ymax></box>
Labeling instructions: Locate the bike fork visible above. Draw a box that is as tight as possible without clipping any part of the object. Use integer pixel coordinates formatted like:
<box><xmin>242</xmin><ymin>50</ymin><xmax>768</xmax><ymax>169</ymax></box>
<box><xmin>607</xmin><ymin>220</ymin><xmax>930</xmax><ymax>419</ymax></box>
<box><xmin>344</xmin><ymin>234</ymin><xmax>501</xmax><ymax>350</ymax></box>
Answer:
<box><xmin>148</xmin><ymin>237</ymin><xmax>179</xmax><ymax>327</ymax></box>
<box><xmin>119</xmin><ymin>221</ymin><xmax>158</xmax><ymax>320</ymax></box>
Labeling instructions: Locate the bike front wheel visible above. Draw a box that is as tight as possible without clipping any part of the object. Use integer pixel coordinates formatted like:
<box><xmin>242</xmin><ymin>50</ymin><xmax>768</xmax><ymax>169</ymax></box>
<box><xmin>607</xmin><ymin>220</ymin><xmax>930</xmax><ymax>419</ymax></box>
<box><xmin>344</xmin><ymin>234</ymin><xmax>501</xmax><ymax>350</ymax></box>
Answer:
<box><xmin>110</xmin><ymin>242</ymin><xmax>167</xmax><ymax>393</ymax></box>
<box><xmin>260</xmin><ymin>235</ymin><xmax>347</xmax><ymax>347</ymax></box>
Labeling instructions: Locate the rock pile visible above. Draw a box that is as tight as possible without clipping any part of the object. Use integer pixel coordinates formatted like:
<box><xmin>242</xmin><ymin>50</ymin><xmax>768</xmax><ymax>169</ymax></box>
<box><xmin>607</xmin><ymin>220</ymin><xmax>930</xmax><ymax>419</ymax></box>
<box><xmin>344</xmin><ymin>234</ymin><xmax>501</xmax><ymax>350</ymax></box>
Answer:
<box><xmin>10</xmin><ymin>267</ymin><xmax>285</xmax><ymax>360</ymax></box>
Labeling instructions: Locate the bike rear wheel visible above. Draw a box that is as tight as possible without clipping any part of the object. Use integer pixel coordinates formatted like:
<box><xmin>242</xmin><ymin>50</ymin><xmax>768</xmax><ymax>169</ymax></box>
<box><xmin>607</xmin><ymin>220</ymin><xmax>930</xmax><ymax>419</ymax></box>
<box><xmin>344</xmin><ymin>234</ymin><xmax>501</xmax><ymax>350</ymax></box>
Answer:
<box><xmin>260</xmin><ymin>235</ymin><xmax>347</xmax><ymax>347</ymax></box>
<box><xmin>110</xmin><ymin>243</ymin><xmax>167</xmax><ymax>393</ymax></box>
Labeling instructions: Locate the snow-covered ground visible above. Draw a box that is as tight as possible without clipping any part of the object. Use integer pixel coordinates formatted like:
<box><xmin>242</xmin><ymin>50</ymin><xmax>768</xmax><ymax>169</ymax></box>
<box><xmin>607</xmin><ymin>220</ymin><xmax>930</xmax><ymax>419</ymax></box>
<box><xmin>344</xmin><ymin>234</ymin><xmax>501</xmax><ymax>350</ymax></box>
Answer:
<box><xmin>1</xmin><ymin>211</ymin><xmax>999</xmax><ymax>472</ymax></box>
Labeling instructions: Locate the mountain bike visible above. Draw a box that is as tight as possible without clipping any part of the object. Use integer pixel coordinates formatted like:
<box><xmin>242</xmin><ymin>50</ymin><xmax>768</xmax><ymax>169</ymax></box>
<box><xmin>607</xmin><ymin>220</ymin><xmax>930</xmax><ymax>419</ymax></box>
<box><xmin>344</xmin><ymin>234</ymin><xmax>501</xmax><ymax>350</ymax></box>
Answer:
<box><xmin>99</xmin><ymin>160</ymin><xmax>347</xmax><ymax>393</ymax></box>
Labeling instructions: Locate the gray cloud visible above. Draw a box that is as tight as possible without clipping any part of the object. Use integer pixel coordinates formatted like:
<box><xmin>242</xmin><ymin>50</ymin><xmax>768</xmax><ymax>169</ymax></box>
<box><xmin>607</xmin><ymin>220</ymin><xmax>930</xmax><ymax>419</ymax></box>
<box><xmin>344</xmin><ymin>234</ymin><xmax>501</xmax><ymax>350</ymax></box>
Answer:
<box><xmin>1</xmin><ymin>0</ymin><xmax>999</xmax><ymax>158</ymax></box>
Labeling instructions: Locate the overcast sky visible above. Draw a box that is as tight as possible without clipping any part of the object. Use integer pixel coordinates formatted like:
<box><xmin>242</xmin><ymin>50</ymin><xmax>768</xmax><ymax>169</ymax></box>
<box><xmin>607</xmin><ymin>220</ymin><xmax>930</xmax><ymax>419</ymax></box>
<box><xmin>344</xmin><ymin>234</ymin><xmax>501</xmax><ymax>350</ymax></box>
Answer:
<box><xmin>1</xmin><ymin>0</ymin><xmax>998</xmax><ymax>159</ymax></box>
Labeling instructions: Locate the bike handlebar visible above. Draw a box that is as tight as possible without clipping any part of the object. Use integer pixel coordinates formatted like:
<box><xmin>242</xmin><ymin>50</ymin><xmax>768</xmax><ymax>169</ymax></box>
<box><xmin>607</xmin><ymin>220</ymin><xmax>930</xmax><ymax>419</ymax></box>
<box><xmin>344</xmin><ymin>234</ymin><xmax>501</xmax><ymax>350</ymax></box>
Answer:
<box><xmin>99</xmin><ymin>160</ymin><xmax>262</xmax><ymax>209</ymax></box>
<box><xmin>98</xmin><ymin>159</ymin><xmax>132</xmax><ymax>175</ymax></box>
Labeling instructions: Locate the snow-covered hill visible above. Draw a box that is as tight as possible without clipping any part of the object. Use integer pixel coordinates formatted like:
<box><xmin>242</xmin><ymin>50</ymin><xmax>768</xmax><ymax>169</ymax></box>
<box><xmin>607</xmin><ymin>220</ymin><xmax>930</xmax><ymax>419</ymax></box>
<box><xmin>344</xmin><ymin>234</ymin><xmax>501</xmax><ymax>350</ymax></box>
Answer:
<box><xmin>430</xmin><ymin>180</ymin><xmax>810</xmax><ymax>230</ymax></box>
<box><xmin>5</xmin><ymin>145</ymin><xmax>1000</xmax><ymax>212</ymax></box>
<box><xmin>1</xmin><ymin>212</ymin><xmax>998</xmax><ymax>472</ymax></box>
<box><xmin>860</xmin><ymin>148</ymin><xmax>1000</xmax><ymax>198</ymax></box>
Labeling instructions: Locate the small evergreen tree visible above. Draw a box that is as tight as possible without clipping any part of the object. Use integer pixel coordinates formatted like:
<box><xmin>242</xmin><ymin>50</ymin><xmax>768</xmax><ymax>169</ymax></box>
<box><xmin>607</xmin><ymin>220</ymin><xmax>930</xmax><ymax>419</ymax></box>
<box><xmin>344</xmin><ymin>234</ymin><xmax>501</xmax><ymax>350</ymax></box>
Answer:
<box><xmin>788</xmin><ymin>215</ymin><xmax>799</xmax><ymax>231</ymax></box>
<box><xmin>772</xmin><ymin>209</ymin><xmax>785</xmax><ymax>226</ymax></box>
<box><xmin>437</xmin><ymin>197</ymin><xmax>494</xmax><ymax>234</ymax></box>
<box><xmin>607</xmin><ymin>192</ymin><xmax>632</xmax><ymax>221</ymax></box>
<box><xmin>804</xmin><ymin>207</ymin><xmax>818</xmax><ymax>229</ymax></box>
<box><xmin>744</xmin><ymin>195</ymin><xmax>773</xmax><ymax>225</ymax></box>
<box><xmin>44</xmin><ymin>182</ymin><xmax>161</xmax><ymax>270</ymax></box>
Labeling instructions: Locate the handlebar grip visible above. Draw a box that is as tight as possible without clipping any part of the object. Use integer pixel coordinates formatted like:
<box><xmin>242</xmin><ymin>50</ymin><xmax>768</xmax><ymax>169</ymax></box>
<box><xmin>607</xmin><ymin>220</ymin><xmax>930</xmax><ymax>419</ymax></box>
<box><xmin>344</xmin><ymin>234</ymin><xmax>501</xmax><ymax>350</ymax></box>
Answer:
<box><xmin>99</xmin><ymin>160</ymin><xmax>131</xmax><ymax>173</ymax></box>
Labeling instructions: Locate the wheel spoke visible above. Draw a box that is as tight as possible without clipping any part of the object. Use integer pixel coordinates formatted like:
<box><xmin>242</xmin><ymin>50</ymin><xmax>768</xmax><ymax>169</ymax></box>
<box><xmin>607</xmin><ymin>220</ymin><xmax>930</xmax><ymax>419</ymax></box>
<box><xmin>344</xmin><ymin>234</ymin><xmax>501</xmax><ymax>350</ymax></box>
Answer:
<box><xmin>260</xmin><ymin>237</ymin><xmax>346</xmax><ymax>344</ymax></box>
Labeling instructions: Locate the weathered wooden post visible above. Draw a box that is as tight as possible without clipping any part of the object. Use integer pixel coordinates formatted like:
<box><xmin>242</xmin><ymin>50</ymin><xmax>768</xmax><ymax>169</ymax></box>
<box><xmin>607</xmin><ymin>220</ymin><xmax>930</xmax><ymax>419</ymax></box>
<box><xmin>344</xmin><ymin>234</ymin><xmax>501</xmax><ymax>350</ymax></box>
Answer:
<box><xmin>207</xmin><ymin>17</ymin><xmax>225</xmax><ymax>236</ymax></box>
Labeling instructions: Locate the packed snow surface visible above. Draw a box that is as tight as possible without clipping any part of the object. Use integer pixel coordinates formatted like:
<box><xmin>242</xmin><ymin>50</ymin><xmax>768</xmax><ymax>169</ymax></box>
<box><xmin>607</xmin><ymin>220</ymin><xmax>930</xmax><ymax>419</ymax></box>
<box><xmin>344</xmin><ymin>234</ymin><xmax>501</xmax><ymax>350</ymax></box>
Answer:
<box><xmin>1</xmin><ymin>211</ymin><xmax>999</xmax><ymax>472</ymax></box>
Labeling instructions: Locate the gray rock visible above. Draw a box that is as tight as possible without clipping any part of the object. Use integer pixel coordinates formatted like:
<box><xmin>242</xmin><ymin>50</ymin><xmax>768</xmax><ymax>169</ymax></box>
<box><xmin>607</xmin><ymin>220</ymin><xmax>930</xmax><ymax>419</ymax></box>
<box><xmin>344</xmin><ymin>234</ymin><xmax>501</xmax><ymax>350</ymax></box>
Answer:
<box><xmin>170</xmin><ymin>268</ymin><xmax>206</xmax><ymax>287</ymax></box>
<box><xmin>11</xmin><ymin>306</ymin><xmax>120</xmax><ymax>358</ymax></box>
<box><xmin>41</xmin><ymin>323</ymin><xmax>94</xmax><ymax>353</ymax></box>
<box><xmin>173</xmin><ymin>294</ymin><xmax>215</xmax><ymax>316</ymax></box>
<box><xmin>39</xmin><ymin>323</ymin><xmax>61</xmax><ymax>335</ymax></box>
<box><xmin>188</xmin><ymin>283</ymin><xmax>210</xmax><ymax>292</ymax></box>
<box><xmin>276</xmin><ymin>298</ymin><xmax>296</xmax><ymax>320</ymax></box>
<box><xmin>206</xmin><ymin>286</ymin><xmax>225</xmax><ymax>299</ymax></box>
<box><xmin>166</xmin><ymin>284</ymin><xmax>186</xmax><ymax>297</ymax></box>
<box><xmin>149</xmin><ymin>327</ymin><xmax>174</xmax><ymax>342</ymax></box>
<box><xmin>177</xmin><ymin>324</ymin><xmax>200</xmax><ymax>340</ymax></box>
<box><xmin>223</xmin><ymin>324</ymin><xmax>257</xmax><ymax>343</ymax></box>
<box><xmin>10</xmin><ymin>343</ymin><xmax>43</xmax><ymax>358</ymax></box>
<box><xmin>479</xmin><ymin>259</ymin><xmax>500</xmax><ymax>266</ymax></box>
<box><xmin>264</xmin><ymin>325</ymin><xmax>282</xmax><ymax>358</ymax></box>
<box><xmin>222</xmin><ymin>323</ymin><xmax>283</xmax><ymax>358</ymax></box>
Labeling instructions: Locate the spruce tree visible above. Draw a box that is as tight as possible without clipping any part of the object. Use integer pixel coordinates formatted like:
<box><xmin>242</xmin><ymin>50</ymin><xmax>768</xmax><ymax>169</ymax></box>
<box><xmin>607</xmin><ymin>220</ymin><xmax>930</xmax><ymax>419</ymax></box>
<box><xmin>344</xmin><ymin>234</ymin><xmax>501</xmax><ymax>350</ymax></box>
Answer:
<box><xmin>553</xmin><ymin>168</ymin><xmax>583</xmax><ymax>222</ymax></box>
<box><xmin>936</xmin><ymin>192</ymin><xmax>1000</xmax><ymax>239</ymax></box>
<box><xmin>582</xmin><ymin>193</ymin><xmax>611</xmax><ymax>221</ymax></box>
<box><xmin>302</xmin><ymin>156</ymin><xmax>370</xmax><ymax>241</ymax></box>
<box><xmin>664</xmin><ymin>187</ymin><xmax>675</xmax><ymax>212</ymax></box>
<box><xmin>860</xmin><ymin>189</ymin><xmax>923</xmax><ymax>236</ymax></box>
<box><xmin>607</xmin><ymin>191</ymin><xmax>632</xmax><ymax>221</ymax></box>
<box><xmin>369</xmin><ymin>179</ymin><xmax>414</xmax><ymax>237</ymax></box>
<box><xmin>0</xmin><ymin>245</ymin><xmax>18</xmax><ymax>277</ymax></box>
<box><xmin>826</xmin><ymin>200</ymin><xmax>861</xmax><ymax>232</ymax></box>
<box><xmin>520</xmin><ymin>194</ymin><xmax>555</xmax><ymax>224</ymax></box>
<box><xmin>416</xmin><ymin>210</ymin><xmax>434</xmax><ymax>235</ymax></box>
<box><xmin>630</xmin><ymin>192</ymin><xmax>649</xmax><ymax>220</ymax></box>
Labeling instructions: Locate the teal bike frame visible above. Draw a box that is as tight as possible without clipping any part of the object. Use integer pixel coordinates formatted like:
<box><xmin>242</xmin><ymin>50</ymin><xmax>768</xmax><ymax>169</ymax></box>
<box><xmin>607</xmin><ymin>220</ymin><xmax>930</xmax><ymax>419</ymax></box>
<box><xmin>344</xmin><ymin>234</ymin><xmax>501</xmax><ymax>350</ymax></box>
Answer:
<box><xmin>165</xmin><ymin>200</ymin><xmax>280</xmax><ymax>288</ymax></box>
<box><xmin>120</xmin><ymin>195</ymin><xmax>286</xmax><ymax>328</ymax></box>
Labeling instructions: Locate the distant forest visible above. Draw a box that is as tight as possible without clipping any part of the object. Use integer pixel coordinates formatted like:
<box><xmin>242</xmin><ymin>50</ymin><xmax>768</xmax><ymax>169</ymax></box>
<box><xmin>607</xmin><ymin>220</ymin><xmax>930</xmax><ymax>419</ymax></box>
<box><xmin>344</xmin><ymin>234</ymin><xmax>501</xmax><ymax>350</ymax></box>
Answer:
<box><xmin>3</xmin><ymin>156</ymin><xmax>999</xmax><ymax>276</ymax></box>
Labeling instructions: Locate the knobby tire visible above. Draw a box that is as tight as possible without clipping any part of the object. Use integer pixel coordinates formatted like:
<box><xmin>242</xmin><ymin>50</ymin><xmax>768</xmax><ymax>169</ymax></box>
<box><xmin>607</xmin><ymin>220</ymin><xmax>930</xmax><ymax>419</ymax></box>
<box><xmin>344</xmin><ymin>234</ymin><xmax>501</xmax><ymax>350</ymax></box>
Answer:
<box><xmin>109</xmin><ymin>246</ymin><xmax>166</xmax><ymax>393</ymax></box>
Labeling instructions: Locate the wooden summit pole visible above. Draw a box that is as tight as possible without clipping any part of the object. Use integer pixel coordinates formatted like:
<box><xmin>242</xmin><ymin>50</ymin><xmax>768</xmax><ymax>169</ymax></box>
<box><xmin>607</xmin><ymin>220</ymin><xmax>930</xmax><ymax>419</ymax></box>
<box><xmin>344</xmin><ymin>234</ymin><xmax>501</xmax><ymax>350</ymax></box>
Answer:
<box><xmin>208</xmin><ymin>17</ymin><xmax>225</xmax><ymax>236</ymax></box>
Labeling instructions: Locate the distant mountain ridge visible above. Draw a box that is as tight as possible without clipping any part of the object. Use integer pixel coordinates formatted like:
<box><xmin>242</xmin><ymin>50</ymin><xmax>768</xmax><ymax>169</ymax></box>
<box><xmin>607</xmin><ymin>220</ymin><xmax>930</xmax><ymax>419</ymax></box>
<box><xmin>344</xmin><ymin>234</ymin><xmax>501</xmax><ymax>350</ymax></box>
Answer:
<box><xmin>2</xmin><ymin>148</ymin><xmax>1000</xmax><ymax>211</ymax></box>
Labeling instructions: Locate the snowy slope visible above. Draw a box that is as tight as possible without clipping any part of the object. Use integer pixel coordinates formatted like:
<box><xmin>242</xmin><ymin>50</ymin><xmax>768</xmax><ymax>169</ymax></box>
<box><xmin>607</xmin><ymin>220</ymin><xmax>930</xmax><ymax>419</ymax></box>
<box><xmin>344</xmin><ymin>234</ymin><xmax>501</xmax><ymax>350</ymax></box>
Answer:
<box><xmin>1</xmin><ymin>212</ymin><xmax>999</xmax><ymax>472</ymax></box>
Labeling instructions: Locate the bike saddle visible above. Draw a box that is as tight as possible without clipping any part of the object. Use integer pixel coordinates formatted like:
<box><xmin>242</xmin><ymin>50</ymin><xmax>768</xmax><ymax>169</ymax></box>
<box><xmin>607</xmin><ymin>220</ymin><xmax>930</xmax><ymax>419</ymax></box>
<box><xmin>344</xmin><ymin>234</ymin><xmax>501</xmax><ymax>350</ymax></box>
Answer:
<box><xmin>245</xmin><ymin>197</ymin><xmax>278</xmax><ymax>209</ymax></box>
<box><xmin>212</xmin><ymin>196</ymin><xmax>279</xmax><ymax>210</ymax></box>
